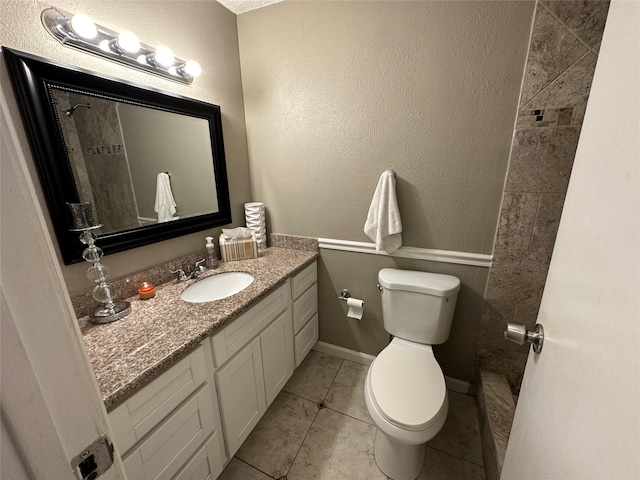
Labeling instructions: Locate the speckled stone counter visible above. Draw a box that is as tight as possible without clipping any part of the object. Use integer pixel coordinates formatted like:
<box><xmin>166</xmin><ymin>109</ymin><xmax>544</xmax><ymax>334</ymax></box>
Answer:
<box><xmin>79</xmin><ymin>247</ymin><xmax>318</xmax><ymax>411</ymax></box>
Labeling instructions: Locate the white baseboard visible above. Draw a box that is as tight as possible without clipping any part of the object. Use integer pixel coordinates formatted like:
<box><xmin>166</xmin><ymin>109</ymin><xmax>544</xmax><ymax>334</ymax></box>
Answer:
<box><xmin>313</xmin><ymin>341</ymin><xmax>375</xmax><ymax>365</ymax></box>
<box><xmin>312</xmin><ymin>341</ymin><xmax>470</xmax><ymax>394</ymax></box>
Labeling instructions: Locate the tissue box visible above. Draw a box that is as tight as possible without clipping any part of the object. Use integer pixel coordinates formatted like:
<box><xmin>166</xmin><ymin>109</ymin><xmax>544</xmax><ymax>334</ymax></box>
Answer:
<box><xmin>219</xmin><ymin>232</ymin><xmax>258</xmax><ymax>262</ymax></box>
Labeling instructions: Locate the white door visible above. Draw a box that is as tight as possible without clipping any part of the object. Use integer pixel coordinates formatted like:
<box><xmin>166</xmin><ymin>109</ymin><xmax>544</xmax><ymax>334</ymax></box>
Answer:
<box><xmin>502</xmin><ymin>1</ymin><xmax>640</xmax><ymax>479</ymax></box>
<box><xmin>1</xmin><ymin>88</ymin><xmax>126</xmax><ymax>478</ymax></box>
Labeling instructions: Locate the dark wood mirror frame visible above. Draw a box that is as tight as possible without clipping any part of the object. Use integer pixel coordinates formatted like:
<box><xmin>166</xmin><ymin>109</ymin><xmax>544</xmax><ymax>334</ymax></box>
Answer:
<box><xmin>3</xmin><ymin>48</ymin><xmax>232</xmax><ymax>265</ymax></box>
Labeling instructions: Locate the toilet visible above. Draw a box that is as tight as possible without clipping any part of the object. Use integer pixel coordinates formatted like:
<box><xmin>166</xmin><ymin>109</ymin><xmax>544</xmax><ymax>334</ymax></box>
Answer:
<box><xmin>364</xmin><ymin>268</ymin><xmax>461</xmax><ymax>480</ymax></box>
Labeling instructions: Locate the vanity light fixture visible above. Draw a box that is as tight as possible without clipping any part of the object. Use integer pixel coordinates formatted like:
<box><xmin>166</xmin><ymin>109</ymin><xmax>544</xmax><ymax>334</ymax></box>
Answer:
<box><xmin>41</xmin><ymin>6</ymin><xmax>201</xmax><ymax>85</ymax></box>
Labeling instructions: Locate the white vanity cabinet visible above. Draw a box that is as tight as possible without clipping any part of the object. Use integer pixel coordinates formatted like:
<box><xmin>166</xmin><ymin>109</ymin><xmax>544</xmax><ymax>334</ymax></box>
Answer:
<box><xmin>108</xmin><ymin>343</ymin><xmax>226</xmax><ymax>480</ymax></box>
<box><xmin>291</xmin><ymin>262</ymin><xmax>318</xmax><ymax>366</ymax></box>
<box><xmin>106</xmin><ymin>259</ymin><xmax>317</xmax><ymax>479</ymax></box>
<box><xmin>212</xmin><ymin>282</ymin><xmax>294</xmax><ymax>456</ymax></box>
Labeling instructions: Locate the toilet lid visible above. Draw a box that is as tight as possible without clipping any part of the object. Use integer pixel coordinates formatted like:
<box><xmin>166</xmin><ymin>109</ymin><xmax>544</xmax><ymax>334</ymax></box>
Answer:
<box><xmin>369</xmin><ymin>343</ymin><xmax>446</xmax><ymax>430</ymax></box>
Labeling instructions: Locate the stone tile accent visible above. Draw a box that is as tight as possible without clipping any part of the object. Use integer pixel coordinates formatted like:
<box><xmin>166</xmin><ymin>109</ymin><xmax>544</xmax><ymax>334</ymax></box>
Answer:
<box><xmin>523</xmin><ymin>52</ymin><xmax>599</xmax><ymax>114</ymax></box>
<box><xmin>485</xmin><ymin>250</ymin><xmax>552</xmax><ymax>307</ymax></box>
<box><xmin>513</xmin><ymin>304</ymin><xmax>540</xmax><ymax>328</ymax></box>
<box><xmin>476</xmin><ymin>370</ymin><xmax>516</xmax><ymax>480</ymax></box>
<box><xmin>505</xmin><ymin>127</ymin><xmax>581</xmax><ymax>194</ymax></box>
<box><xmin>541</xmin><ymin>0</ymin><xmax>610</xmax><ymax>48</ymax></box>
<box><xmin>519</xmin><ymin>6</ymin><xmax>589</xmax><ymax>107</ymax></box>
<box><xmin>495</xmin><ymin>193</ymin><xmax>540</xmax><ymax>251</ymax></box>
<box><xmin>530</xmin><ymin>193</ymin><xmax>565</xmax><ymax>253</ymax></box>
<box><xmin>478</xmin><ymin>301</ymin><xmax>523</xmax><ymax>352</ymax></box>
<box><xmin>475</xmin><ymin>346</ymin><xmax>529</xmax><ymax>395</ymax></box>
<box><xmin>236</xmin><ymin>392</ymin><xmax>318</xmax><ymax>478</ymax></box>
<box><xmin>478</xmin><ymin>0</ymin><xmax>608</xmax><ymax>395</ymax></box>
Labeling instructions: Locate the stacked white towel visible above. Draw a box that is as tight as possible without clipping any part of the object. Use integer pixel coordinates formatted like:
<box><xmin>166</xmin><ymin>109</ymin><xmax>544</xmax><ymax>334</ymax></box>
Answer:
<box><xmin>364</xmin><ymin>170</ymin><xmax>403</xmax><ymax>254</ymax></box>
<box><xmin>154</xmin><ymin>172</ymin><xmax>178</xmax><ymax>223</ymax></box>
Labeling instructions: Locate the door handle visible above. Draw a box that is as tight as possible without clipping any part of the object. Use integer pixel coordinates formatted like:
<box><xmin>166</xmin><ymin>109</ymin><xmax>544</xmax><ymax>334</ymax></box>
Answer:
<box><xmin>504</xmin><ymin>323</ymin><xmax>544</xmax><ymax>353</ymax></box>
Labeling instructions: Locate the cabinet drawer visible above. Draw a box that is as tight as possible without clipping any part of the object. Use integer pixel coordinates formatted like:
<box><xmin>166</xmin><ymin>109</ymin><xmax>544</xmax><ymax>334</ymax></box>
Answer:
<box><xmin>109</xmin><ymin>345</ymin><xmax>208</xmax><ymax>454</ymax></box>
<box><xmin>292</xmin><ymin>285</ymin><xmax>317</xmax><ymax>335</ymax></box>
<box><xmin>122</xmin><ymin>384</ymin><xmax>216</xmax><ymax>480</ymax></box>
<box><xmin>294</xmin><ymin>313</ymin><xmax>318</xmax><ymax>367</ymax></box>
<box><xmin>291</xmin><ymin>262</ymin><xmax>317</xmax><ymax>300</ymax></box>
<box><xmin>211</xmin><ymin>282</ymin><xmax>290</xmax><ymax>367</ymax></box>
<box><xmin>172</xmin><ymin>432</ymin><xmax>225</xmax><ymax>480</ymax></box>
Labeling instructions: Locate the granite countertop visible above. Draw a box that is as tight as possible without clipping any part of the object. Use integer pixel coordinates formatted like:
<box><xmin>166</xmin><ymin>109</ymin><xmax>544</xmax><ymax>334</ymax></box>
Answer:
<box><xmin>79</xmin><ymin>247</ymin><xmax>318</xmax><ymax>411</ymax></box>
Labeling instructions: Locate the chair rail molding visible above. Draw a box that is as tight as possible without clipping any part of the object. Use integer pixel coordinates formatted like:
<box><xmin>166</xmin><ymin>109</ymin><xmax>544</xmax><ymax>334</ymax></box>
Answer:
<box><xmin>318</xmin><ymin>238</ymin><xmax>492</xmax><ymax>268</ymax></box>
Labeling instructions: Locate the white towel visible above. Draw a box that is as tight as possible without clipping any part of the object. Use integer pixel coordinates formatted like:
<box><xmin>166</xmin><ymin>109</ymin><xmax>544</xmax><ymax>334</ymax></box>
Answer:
<box><xmin>364</xmin><ymin>170</ymin><xmax>403</xmax><ymax>253</ymax></box>
<box><xmin>154</xmin><ymin>172</ymin><xmax>178</xmax><ymax>223</ymax></box>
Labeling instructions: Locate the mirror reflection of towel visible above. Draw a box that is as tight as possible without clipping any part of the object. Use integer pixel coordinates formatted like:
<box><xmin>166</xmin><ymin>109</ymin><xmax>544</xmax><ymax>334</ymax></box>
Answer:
<box><xmin>154</xmin><ymin>172</ymin><xmax>178</xmax><ymax>222</ymax></box>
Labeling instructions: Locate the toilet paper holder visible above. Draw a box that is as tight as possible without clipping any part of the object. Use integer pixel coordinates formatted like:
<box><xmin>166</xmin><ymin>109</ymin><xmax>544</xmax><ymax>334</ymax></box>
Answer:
<box><xmin>338</xmin><ymin>289</ymin><xmax>351</xmax><ymax>301</ymax></box>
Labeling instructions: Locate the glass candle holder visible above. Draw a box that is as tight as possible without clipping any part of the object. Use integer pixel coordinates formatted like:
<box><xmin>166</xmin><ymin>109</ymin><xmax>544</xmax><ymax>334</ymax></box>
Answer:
<box><xmin>68</xmin><ymin>202</ymin><xmax>131</xmax><ymax>323</ymax></box>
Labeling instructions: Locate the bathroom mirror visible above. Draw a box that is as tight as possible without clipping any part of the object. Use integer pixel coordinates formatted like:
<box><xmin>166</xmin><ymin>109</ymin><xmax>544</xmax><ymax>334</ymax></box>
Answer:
<box><xmin>3</xmin><ymin>48</ymin><xmax>231</xmax><ymax>264</ymax></box>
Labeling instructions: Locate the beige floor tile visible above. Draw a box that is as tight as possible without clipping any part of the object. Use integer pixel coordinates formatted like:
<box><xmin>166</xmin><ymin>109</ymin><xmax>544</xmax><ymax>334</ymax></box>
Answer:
<box><xmin>218</xmin><ymin>458</ymin><xmax>272</xmax><ymax>480</ymax></box>
<box><xmin>236</xmin><ymin>391</ymin><xmax>318</xmax><ymax>478</ymax></box>
<box><xmin>417</xmin><ymin>447</ymin><xmax>486</xmax><ymax>480</ymax></box>
<box><xmin>427</xmin><ymin>391</ymin><xmax>483</xmax><ymax>466</ymax></box>
<box><xmin>324</xmin><ymin>360</ymin><xmax>374</xmax><ymax>425</ymax></box>
<box><xmin>287</xmin><ymin>408</ymin><xmax>386</xmax><ymax>480</ymax></box>
<box><xmin>284</xmin><ymin>350</ymin><xmax>343</xmax><ymax>402</ymax></box>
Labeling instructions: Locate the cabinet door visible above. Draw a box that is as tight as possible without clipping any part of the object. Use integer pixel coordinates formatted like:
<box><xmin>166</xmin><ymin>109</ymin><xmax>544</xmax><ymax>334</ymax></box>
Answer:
<box><xmin>260</xmin><ymin>309</ymin><xmax>294</xmax><ymax>406</ymax></box>
<box><xmin>215</xmin><ymin>337</ymin><xmax>266</xmax><ymax>457</ymax></box>
<box><xmin>121</xmin><ymin>385</ymin><xmax>216</xmax><ymax>480</ymax></box>
<box><xmin>109</xmin><ymin>345</ymin><xmax>208</xmax><ymax>455</ymax></box>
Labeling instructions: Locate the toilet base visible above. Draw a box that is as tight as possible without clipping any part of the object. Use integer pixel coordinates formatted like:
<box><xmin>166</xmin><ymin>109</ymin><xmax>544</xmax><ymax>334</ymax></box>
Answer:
<box><xmin>374</xmin><ymin>429</ymin><xmax>426</xmax><ymax>480</ymax></box>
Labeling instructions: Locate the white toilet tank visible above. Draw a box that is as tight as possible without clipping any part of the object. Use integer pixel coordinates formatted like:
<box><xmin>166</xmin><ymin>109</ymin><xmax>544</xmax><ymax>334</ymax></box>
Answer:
<box><xmin>378</xmin><ymin>268</ymin><xmax>461</xmax><ymax>345</ymax></box>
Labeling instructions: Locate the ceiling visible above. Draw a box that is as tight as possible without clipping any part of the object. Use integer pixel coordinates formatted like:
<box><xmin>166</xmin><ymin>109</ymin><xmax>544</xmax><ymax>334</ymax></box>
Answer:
<box><xmin>216</xmin><ymin>0</ymin><xmax>283</xmax><ymax>14</ymax></box>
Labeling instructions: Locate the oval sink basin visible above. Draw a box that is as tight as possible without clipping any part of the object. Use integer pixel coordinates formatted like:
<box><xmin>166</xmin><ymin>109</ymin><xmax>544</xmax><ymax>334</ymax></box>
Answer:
<box><xmin>180</xmin><ymin>272</ymin><xmax>254</xmax><ymax>303</ymax></box>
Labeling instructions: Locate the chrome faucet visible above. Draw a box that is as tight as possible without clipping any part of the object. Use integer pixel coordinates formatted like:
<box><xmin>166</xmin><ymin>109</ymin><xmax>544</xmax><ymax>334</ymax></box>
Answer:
<box><xmin>171</xmin><ymin>259</ymin><xmax>206</xmax><ymax>282</ymax></box>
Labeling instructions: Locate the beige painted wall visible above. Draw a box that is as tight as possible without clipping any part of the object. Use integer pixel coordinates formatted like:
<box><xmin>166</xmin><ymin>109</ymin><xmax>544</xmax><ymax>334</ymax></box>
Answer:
<box><xmin>319</xmin><ymin>250</ymin><xmax>489</xmax><ymax>381</ymax></box>
<box><xmin>238</xmin><ymin>1</ymin><xmax>534</xmax><ymax>381</ymax></box>
<box><xmin>1</xmin><ymin>0</ymin><xmax>251</xmax><ymax>293</ymax></box>
<box><xmin>239</xmin><ymin>0</ymin><xmax>534</xmax><ymax>252</ymax></box>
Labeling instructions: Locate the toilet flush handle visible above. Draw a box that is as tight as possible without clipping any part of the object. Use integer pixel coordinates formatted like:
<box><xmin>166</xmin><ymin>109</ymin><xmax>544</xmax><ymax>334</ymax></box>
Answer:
<box><xmin>504</xmin><ymin>323</ymin><xmax>544</xmax><ymax>353</ymax></box>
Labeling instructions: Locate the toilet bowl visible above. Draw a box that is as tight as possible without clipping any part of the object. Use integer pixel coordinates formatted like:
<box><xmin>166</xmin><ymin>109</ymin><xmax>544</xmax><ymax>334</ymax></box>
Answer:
<box><xmin>365</xmin><ymin>268</ymin><xmax>460</xmax><ymax>480</ymax></box>
<box><xmin>364</xmin><ymin>338</ymin><xmax>448</xmax><ymax>480</ymax></box>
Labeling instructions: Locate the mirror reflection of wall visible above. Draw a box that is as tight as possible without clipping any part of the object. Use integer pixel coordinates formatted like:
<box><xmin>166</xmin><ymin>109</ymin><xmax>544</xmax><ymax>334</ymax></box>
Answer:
<box><xmin>52</xmin><ymin>88</ymin><xmax>220</xmax><ymax>235</ymax></box>
<box><xmin>56</xmin><ymin>90</ymin><xmax>140</xmax><ymax>232</ymax></box>
<box><xmin>117</xmin><ymin>103</ymin><xmax>218</xmax><ymax>223</ymax></box>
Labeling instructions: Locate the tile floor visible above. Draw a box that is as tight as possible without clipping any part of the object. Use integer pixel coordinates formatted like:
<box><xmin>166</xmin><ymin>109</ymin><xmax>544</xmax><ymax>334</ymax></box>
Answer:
<box><xmin>219</xmin><ymin>350</ymin><xmax>486</xmax><ymax>480</ymax></box>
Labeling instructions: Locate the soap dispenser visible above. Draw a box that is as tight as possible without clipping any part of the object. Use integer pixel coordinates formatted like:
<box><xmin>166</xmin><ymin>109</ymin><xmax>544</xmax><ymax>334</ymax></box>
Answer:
<box><xmin>205</xmin><ymin>236</ymin><xmax>219</xmax><ymax>269</ymax></box>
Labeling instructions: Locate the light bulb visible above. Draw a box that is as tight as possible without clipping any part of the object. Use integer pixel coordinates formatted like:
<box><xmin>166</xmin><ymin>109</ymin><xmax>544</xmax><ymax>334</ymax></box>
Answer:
<box><xmin>70</xmin><ymin>13</ymin><xmax>97</xmax><ymax>39</ymax></box>
<box><xmin>116</xmin><ymin>31</ymin><xmax>140</xmax><ymax>53</ymax></box>
<box><xmin>153</xmin><ymin>45</ymin><xmax>174</xmax><ymax>67</ymax></box>
<box><xmin>184</xmin><ymin>60</ymin><xmax>202</xmax><ymax>78</ymax></box>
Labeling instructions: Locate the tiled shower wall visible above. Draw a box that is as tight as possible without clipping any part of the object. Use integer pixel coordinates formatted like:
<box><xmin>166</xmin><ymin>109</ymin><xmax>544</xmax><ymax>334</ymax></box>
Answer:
<box><xmin>476</xmin><ymin>0</ymin><xmax>610</xmax><ymax>393</ymax></box>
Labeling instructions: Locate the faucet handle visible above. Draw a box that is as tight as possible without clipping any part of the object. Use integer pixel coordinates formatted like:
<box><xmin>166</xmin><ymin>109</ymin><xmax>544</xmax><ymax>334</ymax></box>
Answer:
<box><xmin>192</xmin><ymin>259</ymin><xmax>206</xmax><ymax>278</ymax></box>
<box><xmin>170</xmin><ymin>268</ymin><xmax>188</xmax><ymax>282</ymax></box>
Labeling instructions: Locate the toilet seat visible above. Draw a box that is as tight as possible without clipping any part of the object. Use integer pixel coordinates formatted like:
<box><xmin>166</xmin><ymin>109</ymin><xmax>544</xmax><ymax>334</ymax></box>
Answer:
<box><xmin>369</xmin><ymin>341</ymin><xmax>447</xmax><ymax>431</ymax></box>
